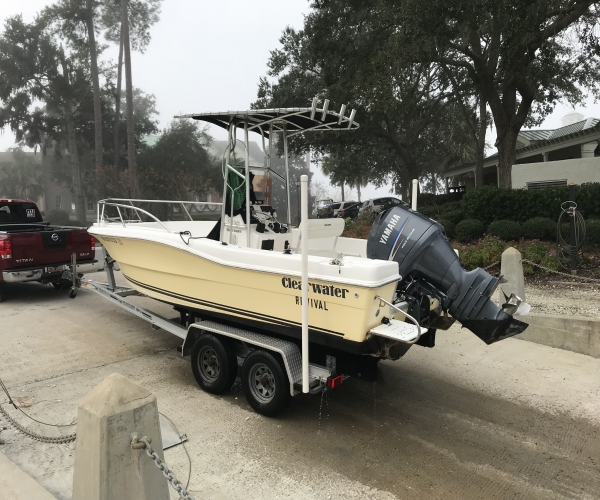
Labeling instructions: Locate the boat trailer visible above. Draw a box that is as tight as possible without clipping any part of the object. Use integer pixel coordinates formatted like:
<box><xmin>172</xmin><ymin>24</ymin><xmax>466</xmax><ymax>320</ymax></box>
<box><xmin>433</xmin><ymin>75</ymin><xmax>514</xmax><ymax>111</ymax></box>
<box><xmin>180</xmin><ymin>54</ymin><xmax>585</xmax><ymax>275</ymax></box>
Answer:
<box><xmin>77</xmin><ymin>253</ymin><xmax>358</xmax><ymax>416</ymax></box>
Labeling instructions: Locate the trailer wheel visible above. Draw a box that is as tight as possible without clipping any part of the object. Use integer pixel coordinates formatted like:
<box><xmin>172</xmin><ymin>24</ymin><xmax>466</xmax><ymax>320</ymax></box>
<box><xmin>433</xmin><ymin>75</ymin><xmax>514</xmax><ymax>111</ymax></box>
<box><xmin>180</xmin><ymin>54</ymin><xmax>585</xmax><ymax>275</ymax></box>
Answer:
<box><xmin>242</xmin><ymin>350</ymin><xmax>291</xmax><ymax>417</ymax></box>
<box><xmin>191</xmin><ymin>334</ymin><xmax>237</xmax><ymax>395</ymax></box>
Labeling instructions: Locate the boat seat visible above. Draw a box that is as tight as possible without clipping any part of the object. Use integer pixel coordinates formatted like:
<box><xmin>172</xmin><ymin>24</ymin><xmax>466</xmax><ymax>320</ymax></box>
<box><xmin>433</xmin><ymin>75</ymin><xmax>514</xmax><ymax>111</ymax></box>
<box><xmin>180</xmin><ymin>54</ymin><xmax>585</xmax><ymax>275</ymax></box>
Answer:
<box><xmin>295</xmin><ymin>218</ymin><xmax>345</xmax><ymax>254</ymax></box>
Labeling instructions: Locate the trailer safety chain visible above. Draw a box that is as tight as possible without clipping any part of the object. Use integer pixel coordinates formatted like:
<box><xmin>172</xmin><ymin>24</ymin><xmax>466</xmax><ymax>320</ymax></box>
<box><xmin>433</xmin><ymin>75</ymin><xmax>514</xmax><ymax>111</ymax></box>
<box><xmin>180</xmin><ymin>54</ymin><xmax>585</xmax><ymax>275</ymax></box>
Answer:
<box><xmin>132</xmin><ymin>436</ymin><xmax>196</xmax><ymax>500</ymax></box>
<box><xmin>0</xmin><ymin>404</ymin><xmax>76</xmax><ymax>444</ymax></box>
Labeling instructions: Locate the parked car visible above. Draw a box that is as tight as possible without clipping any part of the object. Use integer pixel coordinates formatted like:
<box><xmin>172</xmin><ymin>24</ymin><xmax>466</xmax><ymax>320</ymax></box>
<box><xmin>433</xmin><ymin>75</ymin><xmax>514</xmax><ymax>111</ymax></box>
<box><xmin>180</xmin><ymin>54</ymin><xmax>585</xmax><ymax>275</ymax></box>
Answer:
<box><xmin>336</xmin><ymin>201</ymin><xmax>361</xmax><ymax>221</ymax></box>
<box><xmin>316</xmin><ymin>198</ymin><xmax>334</xmax><ymax>218</ymax></box>
<box><xmin>0</xmin><ymin>199</ymin><xmax>97</xmax><ymax>301</ymax></box>
<box><xmin>358</xmin><ymin>197</ymin><xmax>406</xmax><ymax>215</ymax></box>
<box><xmin>332</xmin><ymin>200</ymin><xmax>358</xmax><ymax>218</ymax></box>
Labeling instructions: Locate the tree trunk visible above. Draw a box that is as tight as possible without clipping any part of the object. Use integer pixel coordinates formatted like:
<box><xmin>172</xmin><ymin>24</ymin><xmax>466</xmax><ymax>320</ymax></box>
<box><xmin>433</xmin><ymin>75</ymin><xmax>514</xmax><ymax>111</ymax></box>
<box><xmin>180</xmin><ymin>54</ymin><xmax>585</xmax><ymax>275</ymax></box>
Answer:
<box><xmin>113</xmin><ymin>25</ymin><xmax>124</xmax><ymax>170</ymax></box>
<box><xmin>59</xmin><ymin>48</ymin><xmax>87</xmax><ymax>223</ymax></box>
<box><xmin>475</xmin><ymin>92</ymin><xmax>486</xmax><ymax>187</ymax></box>
<box><xmin>340</xmin><ymin>181</ymin><xmax>345</xmax><ymax>201</ymax></box>
<box><xmin>121</xmin><ymin>0</ymin><xmax>137</xmax><ymax>195</ymax></box>
<box><xmin>357</xmin><ymin>183</ymin><xmax>361</xmax><ymax>202</ymax></box>
<box><xmin>86</xmin><ymin>0</ymin><xmax>103</xmax><ymax>174</ymax></box>
<box><xmin>495</xmin><ymin>126</ymin><xmax>520</xmax><ymax>188</ymax></box>
<box><xmin>65</xmin><ymin>113</ymin><xmax>87</xmax><ymax>223</ymax></box>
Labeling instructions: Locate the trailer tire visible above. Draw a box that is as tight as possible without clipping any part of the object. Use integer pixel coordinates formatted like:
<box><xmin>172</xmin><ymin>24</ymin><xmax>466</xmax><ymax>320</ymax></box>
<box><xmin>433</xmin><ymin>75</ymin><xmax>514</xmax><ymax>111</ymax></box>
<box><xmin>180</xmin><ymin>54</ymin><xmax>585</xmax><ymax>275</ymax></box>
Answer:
<box><xmin>191</xmin><ymin>334</ymin><xmax>237</xmax><ymax>395</ymax></box>
<box><xmin>242</xmin><ymin>350</ymin><xmax>291</xmax><ymax>417</ymax></box>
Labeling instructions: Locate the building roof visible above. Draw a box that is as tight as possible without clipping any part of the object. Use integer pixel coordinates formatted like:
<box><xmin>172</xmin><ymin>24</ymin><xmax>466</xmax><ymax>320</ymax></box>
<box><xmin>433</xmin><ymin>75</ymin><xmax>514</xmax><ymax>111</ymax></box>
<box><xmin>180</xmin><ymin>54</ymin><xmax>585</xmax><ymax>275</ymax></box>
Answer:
<box><xmin>447</xmin><ymin>117</ymin><xmax>600</xmax><ymax>174</ymax></box>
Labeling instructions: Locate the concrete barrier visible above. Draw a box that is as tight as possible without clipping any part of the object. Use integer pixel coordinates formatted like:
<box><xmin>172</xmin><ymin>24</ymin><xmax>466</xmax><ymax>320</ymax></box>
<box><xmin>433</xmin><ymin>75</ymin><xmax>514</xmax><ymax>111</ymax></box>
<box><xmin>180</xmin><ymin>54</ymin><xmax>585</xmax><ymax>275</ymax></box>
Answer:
<box><xmin>517</xmin><ymin>312</ymin><xmax>600</xmax><ymax>358</ymax></box>
<box><xmin>72</xmin><ymin>373</ymin><xmax>169</xmax><ymax>500</ymax></box>
<box><xmin>499</xmin><ymin>247</ymin><xmax>526</xmax><ymax>301</ymax></box>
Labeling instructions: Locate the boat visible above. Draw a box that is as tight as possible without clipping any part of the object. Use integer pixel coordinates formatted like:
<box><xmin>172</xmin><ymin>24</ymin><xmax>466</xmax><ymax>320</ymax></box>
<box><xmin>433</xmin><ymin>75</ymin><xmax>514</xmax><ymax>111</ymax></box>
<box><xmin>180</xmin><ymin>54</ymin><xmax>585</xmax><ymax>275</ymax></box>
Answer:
<box><xmin>88</xmin><ymin>103</ymin><xmax>528</xmax><ymax>379</ymax></box>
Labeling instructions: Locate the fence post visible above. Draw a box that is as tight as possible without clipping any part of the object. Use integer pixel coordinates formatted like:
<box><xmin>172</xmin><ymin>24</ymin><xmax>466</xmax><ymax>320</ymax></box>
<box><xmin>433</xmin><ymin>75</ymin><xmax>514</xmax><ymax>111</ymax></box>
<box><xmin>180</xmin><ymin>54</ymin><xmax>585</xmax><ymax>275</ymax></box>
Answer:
<box><xmin>72</xmin><ymin>373</ymin><xmax>169</xmax><ymax>500</ymax></box>
<box><xmin>499</xmin><ymin>247</ymin><xmax>526</xmax><ymax>302</ymax></box>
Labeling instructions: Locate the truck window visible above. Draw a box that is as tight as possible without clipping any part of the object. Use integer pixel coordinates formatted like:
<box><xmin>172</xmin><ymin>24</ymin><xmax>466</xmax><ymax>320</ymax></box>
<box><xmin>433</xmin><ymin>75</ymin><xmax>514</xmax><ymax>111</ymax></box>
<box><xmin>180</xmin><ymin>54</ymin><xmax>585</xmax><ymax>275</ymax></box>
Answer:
<box><xmin>0</xmin><ymin>202</ymin><xmax>43</xmax><ymax>223</ymax></box>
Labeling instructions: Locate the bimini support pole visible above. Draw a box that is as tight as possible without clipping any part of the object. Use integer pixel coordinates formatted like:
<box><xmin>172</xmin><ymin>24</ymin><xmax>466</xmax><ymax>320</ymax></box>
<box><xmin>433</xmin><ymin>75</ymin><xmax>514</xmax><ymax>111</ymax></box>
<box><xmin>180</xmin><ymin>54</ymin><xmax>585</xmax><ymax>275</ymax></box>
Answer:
<box><xmin>411</xmin><ymin>178</ymin><xmax>418</xmax><ymax>211</ymax></box>
<box><xmin>220</xmin><ymin>123</ymin><xmax>233</xmax><ymax>242</ymax></box>
<box><xmin>244</xmin><ymin>118</ymin><xmax>251</xmax><ymax>247</ymax></box>
<box><xmin>283</xmin><ymin>124</ymin><xmax>292</xmax><ymax>228</ymax></box>
<box><xmin>301</xmin><ymin>174</ymin><xmax>309</xmax><ymax>393</ymax></box>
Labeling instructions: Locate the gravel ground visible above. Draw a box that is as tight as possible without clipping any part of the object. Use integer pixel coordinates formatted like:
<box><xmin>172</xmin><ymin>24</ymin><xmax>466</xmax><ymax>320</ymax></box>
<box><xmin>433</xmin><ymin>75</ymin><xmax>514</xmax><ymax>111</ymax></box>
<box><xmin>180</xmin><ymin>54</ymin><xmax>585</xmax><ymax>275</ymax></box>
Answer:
<box><xmin>525</xmin><ymin>282</ymin><xmax>600</xmax><ymax>318</ymax></box>
<box><xmin>0</xmin><ymin>273</ymin><xmax>599</xmax><ymax>499</ymax></box>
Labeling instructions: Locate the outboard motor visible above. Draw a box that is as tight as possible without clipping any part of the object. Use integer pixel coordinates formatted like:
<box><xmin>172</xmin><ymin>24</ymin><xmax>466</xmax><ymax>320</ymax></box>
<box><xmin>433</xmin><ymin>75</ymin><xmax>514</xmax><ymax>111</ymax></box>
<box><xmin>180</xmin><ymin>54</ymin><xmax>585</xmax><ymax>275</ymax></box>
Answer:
<box><xmin>367</xmin><ymin>206</ymin><xmax>528</xmax><ymax>344</ymax></box>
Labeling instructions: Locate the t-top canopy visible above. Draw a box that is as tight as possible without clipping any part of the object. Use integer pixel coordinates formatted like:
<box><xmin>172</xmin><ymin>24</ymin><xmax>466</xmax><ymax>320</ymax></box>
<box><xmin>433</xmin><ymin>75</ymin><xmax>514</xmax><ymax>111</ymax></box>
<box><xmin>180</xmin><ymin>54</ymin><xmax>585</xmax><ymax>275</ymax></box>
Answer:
<box><xmin>176</xmin><ymin>102</ymin><xmax>358</xmax><ymax>138</ymax></box>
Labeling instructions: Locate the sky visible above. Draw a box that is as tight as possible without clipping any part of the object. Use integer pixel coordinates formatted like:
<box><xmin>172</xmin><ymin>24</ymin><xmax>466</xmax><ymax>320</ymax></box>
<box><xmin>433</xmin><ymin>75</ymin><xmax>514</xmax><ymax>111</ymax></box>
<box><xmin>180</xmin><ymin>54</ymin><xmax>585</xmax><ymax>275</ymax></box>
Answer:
<box><xmin>1</xmin><ymin>0</ymin><xmax>599</xmax><ymax>201</ymax></box>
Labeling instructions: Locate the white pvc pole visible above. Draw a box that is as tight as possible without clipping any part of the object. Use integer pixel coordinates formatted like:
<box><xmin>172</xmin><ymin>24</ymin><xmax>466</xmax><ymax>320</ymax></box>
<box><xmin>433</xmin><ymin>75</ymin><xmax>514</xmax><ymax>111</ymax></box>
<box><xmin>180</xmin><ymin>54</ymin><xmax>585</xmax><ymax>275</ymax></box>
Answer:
<box><xmin>301</xmin><ymin>174</ymin><xmax>309</xmax><ymax>393</ymax></box>
<box><xmin>411</xmin><ymin>178</ymin><xmax>418</xmax><ymax>211</ymax></box>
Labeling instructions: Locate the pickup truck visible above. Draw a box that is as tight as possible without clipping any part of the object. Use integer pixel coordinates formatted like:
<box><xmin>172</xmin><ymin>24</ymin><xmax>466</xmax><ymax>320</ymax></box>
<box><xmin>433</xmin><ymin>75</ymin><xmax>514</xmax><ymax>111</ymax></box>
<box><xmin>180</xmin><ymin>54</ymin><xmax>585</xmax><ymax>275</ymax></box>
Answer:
<box><xmin>0</xmin><ymin>199</ymin><xmax>97</xmax><ymax>301</ymax></box>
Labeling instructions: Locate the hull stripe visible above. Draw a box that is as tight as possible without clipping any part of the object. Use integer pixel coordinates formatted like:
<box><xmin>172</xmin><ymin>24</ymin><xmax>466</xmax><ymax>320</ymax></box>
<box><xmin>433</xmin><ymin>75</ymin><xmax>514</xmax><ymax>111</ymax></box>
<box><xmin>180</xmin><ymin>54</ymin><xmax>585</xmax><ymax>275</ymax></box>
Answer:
<box><xmin>123</xmin><ymin>273</ymin><xmax>345</xmax><ymax>337</ymax></box>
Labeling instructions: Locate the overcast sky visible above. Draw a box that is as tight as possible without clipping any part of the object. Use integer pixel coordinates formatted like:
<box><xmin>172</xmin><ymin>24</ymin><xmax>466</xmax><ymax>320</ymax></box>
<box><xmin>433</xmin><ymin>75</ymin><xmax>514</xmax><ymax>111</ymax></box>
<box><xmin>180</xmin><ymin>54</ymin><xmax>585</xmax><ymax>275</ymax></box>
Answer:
<box><xmin>1</xmin><ymin>0</ymin><xmax>599</xmax><ymax>201</ymax></box>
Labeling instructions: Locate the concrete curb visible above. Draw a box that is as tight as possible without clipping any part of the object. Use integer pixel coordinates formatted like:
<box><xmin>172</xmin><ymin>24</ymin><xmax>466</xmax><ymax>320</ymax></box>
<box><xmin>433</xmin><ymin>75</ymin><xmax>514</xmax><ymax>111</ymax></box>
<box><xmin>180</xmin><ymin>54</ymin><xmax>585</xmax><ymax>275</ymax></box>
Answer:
<box><xmin>0</xmin><ymin>451</ymin><xmax>58</xmax><ymax>500</ymax></box>
<box><xmin>517</xmin><ymin>312</ymin><xmax>600</xmax><ymax>358</ymax></box>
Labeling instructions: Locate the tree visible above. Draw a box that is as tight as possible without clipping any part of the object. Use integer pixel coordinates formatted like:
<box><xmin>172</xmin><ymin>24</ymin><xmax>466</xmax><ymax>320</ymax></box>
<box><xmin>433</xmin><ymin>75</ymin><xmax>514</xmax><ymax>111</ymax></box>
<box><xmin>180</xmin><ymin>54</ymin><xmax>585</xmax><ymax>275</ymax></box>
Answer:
<box><xmin>0</xmin><ymin>149</ymin><xmax>45</xmax><ymax>200</ymax></box>
<box><xmin>0</xmin><ymin>15</ymin><xmax>90</xmax><ymax>222</ymax></box>
<box><xmin>44</xmin><ymin>0</ymin><xmax>105</xmax><ymax>175</ymax></box>
<box><xmin>255</xmin><ymin>3</ymin><xmax>474</xmax><ymax>199</ymax></box>
<box><xmin>137</xmin><ymin>120</ymin><xmax>218</xmax><ymax>200</ymax></box>
<box><xmin>399</xmin><ymin>0</ymin><xmax>600</xmax><ymax>187</ymax></box>
<box><xmin>100</xmin><ymin>0</ymin><xmax>161</xmax><ymax>178</ymax></box>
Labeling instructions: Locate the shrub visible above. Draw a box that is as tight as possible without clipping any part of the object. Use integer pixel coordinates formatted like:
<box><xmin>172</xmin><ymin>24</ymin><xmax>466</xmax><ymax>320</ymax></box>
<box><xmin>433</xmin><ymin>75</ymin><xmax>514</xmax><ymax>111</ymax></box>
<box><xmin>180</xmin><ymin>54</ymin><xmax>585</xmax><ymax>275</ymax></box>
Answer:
<box><xmin>440</xmin><ymin>201</ymin><xmax>463</xmax><ymax>214</ymax></box>
<box><xmin>443</xmin><ymin>209</ymin><xmax>464</xmax><ymax>225</ymax></box>
<box><xmin>46</xmin><ymin>208</ymin><xmax>71</xmax><ymax>225</ymax></box>
<box><xmin>436</xmin><ymin>219</ymin><xmax>456</xmax><ymax>239</ymax></box>
<box><xmin>417</xmin><ymin>205</ymin><xmax>441</xmax><ymax>219</ymax></box>
<box><xmin>586</xmin><ymin>219</ymin><xmax>600</xmax><ymax>247</ymax></box>
<box><xmin>522</xmin><ymin>217</ymin><xmax>557</xmax><ymax>241</ymax></box>
<box><xmin>487</xmin><ymin>220</ymin><xmax>523</xmax><ymax>241</ymax></box>
<box><xmin>456</xmin><ymin>219</ymin><xmax>485</xmax><ymax>242</ymax></box>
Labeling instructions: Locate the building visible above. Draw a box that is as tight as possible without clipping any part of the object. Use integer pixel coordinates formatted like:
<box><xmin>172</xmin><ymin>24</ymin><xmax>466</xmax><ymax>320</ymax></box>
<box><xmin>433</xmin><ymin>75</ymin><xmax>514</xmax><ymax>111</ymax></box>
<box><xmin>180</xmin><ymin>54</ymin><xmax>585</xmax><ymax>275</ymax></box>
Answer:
<box><xmin>445</xmin><ymin>112</ymin><xmax>600</xmax><ymax>190</ymax></box>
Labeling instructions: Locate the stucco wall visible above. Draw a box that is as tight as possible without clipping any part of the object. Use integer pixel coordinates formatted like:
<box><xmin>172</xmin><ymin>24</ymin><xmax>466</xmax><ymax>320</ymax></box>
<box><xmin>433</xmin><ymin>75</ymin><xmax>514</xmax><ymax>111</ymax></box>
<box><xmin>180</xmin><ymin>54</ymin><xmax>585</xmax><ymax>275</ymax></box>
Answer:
<box><xmin>512</xmin><ymin>156</ymin><xmax>600</xmax><ymax>188</ymax></box>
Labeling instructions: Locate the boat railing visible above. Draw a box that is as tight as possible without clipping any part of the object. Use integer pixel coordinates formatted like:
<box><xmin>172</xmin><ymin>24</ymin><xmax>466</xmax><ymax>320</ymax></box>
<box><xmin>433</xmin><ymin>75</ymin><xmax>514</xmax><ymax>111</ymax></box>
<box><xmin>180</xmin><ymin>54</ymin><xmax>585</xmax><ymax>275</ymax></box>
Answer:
<box><xmin>97</xmin><ymin>198</ymin><xmax>223</xmax><ymax>232</ymax></box>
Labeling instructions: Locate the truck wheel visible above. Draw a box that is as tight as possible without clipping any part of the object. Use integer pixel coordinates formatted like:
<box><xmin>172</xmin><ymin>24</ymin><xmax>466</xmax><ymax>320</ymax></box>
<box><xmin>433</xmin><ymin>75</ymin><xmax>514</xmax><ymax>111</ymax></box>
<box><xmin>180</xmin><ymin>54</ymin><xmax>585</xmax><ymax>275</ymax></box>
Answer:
<box><xmin>241</xmin><ymin>350</ymin><xmax>291</xmax><ymax>417</ymax></box>
<box><xmin>191</xmin><ymin>334</ymin><xmax>238</xmax><ymax>394</ymax></box>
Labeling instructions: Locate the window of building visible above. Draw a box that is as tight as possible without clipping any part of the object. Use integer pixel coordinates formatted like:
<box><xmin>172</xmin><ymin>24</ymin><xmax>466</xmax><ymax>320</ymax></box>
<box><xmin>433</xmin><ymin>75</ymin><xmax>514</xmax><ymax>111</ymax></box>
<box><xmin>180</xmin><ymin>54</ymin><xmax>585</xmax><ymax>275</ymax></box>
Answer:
<box><xmin>71</xmin><ymin>202</ymin><xmax>76</xmax><ymax>212</ymax></box>
<box><xmin>55</xmin><ymin>195</ymin><xmax>62</xmax><ymax>209</ymax></box>
<box><xmin>87</xmin><ymin>200</ymin><xmax>95</xmax><ymax>211</ymax></box>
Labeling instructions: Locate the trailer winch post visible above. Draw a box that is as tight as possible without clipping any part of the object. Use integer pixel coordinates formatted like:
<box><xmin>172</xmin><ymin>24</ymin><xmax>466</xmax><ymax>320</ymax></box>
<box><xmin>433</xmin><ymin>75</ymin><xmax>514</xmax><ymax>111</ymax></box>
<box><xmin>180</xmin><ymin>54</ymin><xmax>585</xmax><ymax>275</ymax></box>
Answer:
<box><xmin>300</xmin><ymin>174</ymin><xmax>309</xmax><ymax>393</ymax></box>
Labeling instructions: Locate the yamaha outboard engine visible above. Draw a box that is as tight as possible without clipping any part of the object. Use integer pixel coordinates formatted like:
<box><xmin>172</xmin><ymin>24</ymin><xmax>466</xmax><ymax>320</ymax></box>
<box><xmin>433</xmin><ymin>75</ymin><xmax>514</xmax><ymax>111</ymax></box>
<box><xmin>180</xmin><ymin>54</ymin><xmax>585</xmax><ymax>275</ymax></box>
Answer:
<box><xmin>367</xmin><ymin>206</ymin><xmax>528</xmax><ymax>344</ymax></box>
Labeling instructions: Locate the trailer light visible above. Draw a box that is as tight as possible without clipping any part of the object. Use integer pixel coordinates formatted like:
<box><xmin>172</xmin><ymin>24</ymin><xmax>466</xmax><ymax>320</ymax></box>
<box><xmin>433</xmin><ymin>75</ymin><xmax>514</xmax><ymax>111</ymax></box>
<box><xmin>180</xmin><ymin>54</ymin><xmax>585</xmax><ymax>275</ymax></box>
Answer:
<box><xmin>326</xmin><ymin>375</ymin><xmax>343</xmax><ymax>390</ymax></box>
<box><xmin>0</xmin><ymin>235</ymin><xmax>12</xmax><ymax>259</ymax></box>
<box><xmin>90</xmin><ymin>235</ymin><xmax>96</xmax><ymax>249</ymax></box>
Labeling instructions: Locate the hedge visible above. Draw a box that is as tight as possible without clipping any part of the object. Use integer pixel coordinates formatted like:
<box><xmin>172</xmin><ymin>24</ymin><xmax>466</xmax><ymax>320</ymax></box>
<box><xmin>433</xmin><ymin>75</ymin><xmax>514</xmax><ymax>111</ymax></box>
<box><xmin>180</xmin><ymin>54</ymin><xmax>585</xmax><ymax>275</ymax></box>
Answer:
<box><xmin>522</xmin><ymin>217</ymin><xmax>557</xmax><ymax>241</ymax></box>
<box><xmin>437</xmin><ymin>219</ymin><xmax>456</xmax><ymax>239</ymax></box>
<box><xmin>461</xmin><ymin>184</ymin><xmax>600</xmax><ymax>225</ymax></box>
<box><xmin>456</xmin><ymin>219</ymin><xmax>485</xmax><ymax>243</ymax></box>
<box><xmin>487</xmin><ymin>220</ymin><xmax>523</xmax><ymax>241</ymax></box>
<box><xmin>586</xmin><ymin>219</ymin><xmax>600</xmax><ymax>247</ymax></box>
<box><xmin>46</xmin><ymin>208</ymin><xmax>71</xmax><ymax>225</ymax></box>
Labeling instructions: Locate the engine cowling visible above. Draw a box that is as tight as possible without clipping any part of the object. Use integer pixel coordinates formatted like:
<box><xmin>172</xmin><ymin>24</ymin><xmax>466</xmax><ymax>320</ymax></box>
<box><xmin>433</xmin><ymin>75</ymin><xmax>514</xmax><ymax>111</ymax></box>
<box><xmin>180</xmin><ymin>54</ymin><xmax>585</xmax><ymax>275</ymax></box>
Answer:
<box><xmin>366</xmin><ymin>206</ymin><xmax>527</xmax><ymax>345</ymax></box>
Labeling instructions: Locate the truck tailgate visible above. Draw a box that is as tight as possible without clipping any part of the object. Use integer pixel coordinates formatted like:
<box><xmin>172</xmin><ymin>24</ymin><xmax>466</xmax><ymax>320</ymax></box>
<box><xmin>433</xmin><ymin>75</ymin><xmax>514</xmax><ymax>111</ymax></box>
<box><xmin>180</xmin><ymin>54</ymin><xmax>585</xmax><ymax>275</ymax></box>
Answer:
<box><xmin>8</xmin><ymin>228</ymin><xmax>94</xmax><ymax>269</ymax></box>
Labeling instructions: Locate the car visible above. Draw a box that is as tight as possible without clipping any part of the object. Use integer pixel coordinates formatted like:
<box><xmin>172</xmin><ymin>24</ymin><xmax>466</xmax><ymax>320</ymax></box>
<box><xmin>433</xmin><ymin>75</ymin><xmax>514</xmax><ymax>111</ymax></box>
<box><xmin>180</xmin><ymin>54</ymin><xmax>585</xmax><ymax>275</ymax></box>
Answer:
<box><xmin>358</xmin><ymin>197</ymin><xmax>406</xmax><ymax>215</ymax></box>
<box><xmin>332</xmin><ymin>201</ymin><xmax>358</xmax><ymax>217</ymax></box>
<box><xmin>316</xmin><ymin>198</ymin><xmax>334</xmax><ymax>218</ymax></box>
<box><xmin>336</xmin><ymin>201</ymin><xmax>361</xmax><ymax>221</ymax></box>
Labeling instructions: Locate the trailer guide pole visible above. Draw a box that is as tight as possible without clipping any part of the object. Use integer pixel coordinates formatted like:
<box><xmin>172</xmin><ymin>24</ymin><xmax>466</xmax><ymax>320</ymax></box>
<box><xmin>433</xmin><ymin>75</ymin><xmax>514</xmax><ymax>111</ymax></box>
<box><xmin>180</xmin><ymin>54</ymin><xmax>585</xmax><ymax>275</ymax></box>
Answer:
<box><xmin>301</xmin><ymin>174</ymin><xmax>309</xmax><ymax>393</ymax></box>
